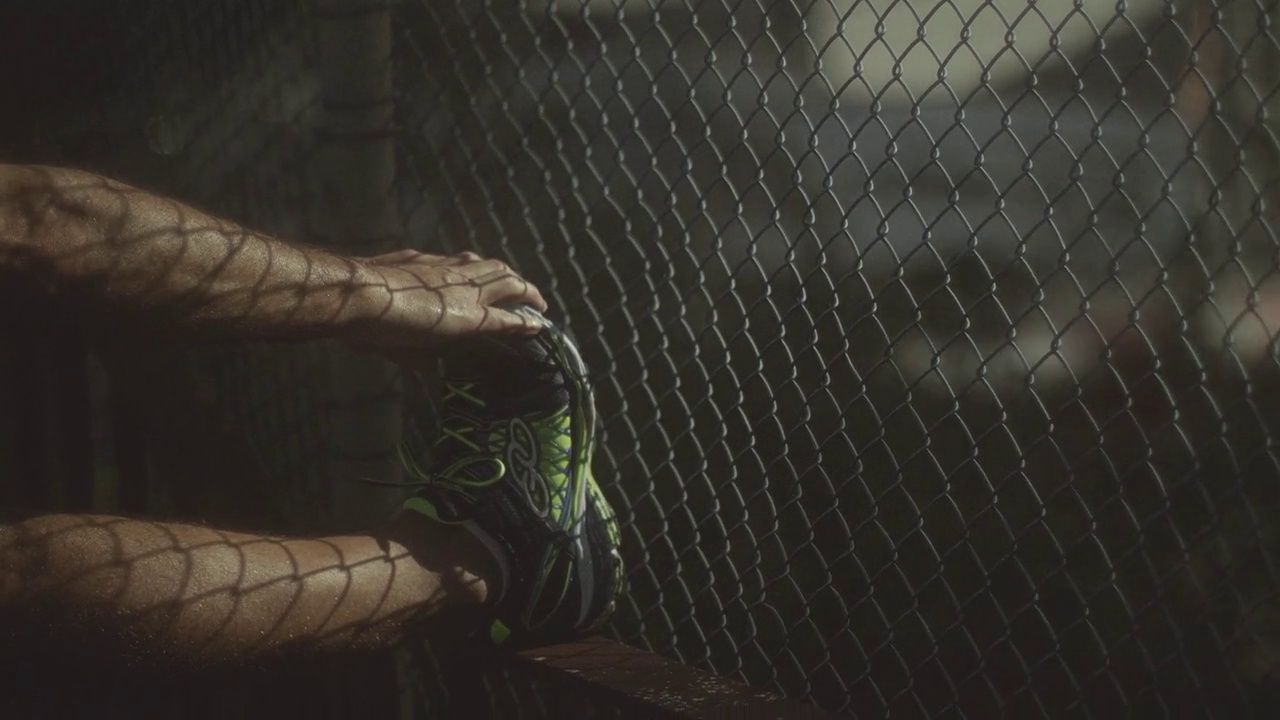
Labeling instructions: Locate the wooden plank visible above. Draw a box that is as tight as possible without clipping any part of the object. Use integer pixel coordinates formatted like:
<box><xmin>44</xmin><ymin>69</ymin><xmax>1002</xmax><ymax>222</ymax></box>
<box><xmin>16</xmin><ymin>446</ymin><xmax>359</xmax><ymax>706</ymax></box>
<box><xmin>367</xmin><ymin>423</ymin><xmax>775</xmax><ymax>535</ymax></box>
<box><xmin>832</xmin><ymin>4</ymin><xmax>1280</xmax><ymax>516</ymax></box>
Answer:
<box><xmin>493</xmin><ymin>637</ymin><xmax>831</xmax><ymax>719</ymax></box>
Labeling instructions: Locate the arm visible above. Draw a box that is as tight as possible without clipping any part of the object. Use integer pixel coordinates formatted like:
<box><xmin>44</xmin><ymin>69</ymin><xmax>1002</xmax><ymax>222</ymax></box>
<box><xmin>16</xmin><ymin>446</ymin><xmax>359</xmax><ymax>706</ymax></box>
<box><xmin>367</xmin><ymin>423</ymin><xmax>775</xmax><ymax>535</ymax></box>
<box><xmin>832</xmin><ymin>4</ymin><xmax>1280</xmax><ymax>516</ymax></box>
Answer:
<box><xmin>0</xmin><ymin>512</ymin><xmax>494</xmax><ymax>666</ymax></box>
<box><xmin>0</xmin><ymin>164</ymin><xmax>546</xmax><ymax>346</ymax></box>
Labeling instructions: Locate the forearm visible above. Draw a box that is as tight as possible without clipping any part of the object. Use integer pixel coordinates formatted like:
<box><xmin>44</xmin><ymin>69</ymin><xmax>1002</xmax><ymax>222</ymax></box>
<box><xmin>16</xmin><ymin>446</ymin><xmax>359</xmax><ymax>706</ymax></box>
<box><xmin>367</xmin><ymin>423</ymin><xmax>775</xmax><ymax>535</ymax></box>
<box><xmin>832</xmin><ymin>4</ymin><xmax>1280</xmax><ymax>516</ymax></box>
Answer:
<box><xmin>0</xmin><ymin>164</ymin><xmax>382</xmax><ymax>340</ymax></box>
<box><xmin>0</xmin><ymin>513</ymin><xmax>488</xmax><ymax>664</ymax></box>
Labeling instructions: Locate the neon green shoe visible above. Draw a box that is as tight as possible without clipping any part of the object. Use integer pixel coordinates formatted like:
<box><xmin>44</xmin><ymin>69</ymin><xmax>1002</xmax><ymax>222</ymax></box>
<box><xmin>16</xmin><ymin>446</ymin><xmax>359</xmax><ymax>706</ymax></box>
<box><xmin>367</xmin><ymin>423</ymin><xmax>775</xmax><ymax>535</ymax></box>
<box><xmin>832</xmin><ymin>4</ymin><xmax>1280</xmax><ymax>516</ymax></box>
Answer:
<box><xmin>398</xmin><ymin>307</ymin><xmax>623</xmax><ymax>645</ymax></box>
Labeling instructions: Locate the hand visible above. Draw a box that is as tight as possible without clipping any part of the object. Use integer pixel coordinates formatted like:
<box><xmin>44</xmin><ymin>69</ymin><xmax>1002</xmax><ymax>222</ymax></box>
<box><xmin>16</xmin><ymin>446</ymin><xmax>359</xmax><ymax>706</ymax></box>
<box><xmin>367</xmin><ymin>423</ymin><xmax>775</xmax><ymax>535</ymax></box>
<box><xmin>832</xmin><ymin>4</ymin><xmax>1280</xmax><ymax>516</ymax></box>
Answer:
<box><xmin>346</xmin><ymin>249</ymin><xmax>549</xmax><ymax>353</ymax></box>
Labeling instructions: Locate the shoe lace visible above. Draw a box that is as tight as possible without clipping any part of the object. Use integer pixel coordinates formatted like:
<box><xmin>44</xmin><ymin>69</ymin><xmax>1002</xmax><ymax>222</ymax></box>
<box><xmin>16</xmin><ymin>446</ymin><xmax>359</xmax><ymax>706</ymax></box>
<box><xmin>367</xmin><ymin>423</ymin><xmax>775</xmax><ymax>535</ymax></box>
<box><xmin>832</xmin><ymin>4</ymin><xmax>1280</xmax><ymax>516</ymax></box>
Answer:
<box><xmin>392</xmin><ymin>381</ymin><xmax>505</xmax><ymax>487</ymax></box>
<box><xmin>437</xmin><ymin>382</ymin><xmax>484</xmax><ymax>453</ymax></box>
<box><xmin>357</xmin><ymin>380</ymin><xmax>505</xmax><ymax>488</ymax></box>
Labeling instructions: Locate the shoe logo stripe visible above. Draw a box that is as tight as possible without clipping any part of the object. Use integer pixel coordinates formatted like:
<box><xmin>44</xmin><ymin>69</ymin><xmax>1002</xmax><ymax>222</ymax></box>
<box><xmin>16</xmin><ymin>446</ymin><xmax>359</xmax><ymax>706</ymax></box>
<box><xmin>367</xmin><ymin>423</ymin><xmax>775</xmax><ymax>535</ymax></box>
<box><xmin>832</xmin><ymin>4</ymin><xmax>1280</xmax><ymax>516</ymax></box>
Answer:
<box><xmin>506</xmin><ymin>417</ymin><xmax>550</xmax><ymax>518</ymax></box>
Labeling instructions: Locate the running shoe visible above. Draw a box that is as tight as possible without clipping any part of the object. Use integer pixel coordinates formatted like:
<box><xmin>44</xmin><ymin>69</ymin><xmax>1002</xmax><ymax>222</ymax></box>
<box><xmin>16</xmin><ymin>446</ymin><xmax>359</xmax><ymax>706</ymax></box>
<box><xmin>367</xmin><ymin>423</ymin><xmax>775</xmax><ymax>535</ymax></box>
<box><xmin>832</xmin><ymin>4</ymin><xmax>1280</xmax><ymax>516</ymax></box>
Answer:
<box><xmin>396</xmin><ymin>306</ymin><xmax>623</xmax><ymax>646</ymax></box>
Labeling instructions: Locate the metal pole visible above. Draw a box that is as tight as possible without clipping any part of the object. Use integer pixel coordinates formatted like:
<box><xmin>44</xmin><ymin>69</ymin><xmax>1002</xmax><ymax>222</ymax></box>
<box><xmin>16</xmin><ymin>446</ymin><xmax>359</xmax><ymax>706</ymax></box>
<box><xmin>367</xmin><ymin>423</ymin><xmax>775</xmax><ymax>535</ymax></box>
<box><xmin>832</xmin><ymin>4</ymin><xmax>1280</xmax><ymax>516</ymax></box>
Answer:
<box><xmin>312</xmin><ymin>0</ymin><xmax>405</xmax><ymax>529</ymax></box>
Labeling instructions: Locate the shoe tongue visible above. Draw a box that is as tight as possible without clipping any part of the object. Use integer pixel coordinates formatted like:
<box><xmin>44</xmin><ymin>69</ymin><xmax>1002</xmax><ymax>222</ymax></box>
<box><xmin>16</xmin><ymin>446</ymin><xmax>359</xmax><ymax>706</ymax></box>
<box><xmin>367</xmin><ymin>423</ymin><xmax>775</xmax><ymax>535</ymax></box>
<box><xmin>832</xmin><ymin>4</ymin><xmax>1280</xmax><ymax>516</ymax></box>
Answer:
<box><xmin>440</xmin><ymin>334</ymin><xmax>569</xmax><ymax>414</ymax></box>
<box><xmin>427</xmin><ymin>335</ymin><xmax>567</xmax><ymax>487</ymax></box>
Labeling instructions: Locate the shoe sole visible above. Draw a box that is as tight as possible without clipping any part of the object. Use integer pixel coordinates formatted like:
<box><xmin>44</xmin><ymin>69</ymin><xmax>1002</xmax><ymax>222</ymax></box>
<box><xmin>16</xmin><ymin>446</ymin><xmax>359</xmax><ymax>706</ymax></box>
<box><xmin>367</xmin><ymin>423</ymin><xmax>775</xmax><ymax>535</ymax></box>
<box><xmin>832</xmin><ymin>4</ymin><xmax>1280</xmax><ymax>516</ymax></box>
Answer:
<box><xmin>510</xmin><ymin>306</ymin><xmax>608</xmax><ymax>630</ymax></box>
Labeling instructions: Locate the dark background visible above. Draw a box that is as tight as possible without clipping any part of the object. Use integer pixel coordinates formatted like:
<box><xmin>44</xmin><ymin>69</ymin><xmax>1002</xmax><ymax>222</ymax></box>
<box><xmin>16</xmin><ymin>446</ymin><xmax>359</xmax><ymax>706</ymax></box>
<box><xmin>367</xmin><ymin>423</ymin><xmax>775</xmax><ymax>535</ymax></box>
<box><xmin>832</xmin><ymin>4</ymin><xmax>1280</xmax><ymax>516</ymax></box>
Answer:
<box><xmin>2</xmin><ymin>0</ymin><xmax>1279</xmax><ymax>716</ymax></box>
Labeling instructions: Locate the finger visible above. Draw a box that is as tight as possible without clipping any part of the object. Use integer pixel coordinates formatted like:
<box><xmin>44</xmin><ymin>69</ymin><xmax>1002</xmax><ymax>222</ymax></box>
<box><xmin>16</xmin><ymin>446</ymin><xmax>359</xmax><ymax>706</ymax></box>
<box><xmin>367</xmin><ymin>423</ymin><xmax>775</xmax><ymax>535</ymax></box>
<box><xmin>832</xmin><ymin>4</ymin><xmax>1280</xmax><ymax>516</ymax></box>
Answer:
<box><xmin>477</xmin><ymin>273</ymin><xmax>548</xmax><ymax>312</ymax></box>
<box><xmin>475</xmin><ymin>306</ymin><xmax>543</xmax><ymax>335</ymax></box>
<box><xmin>455</xmin><ymin>258</ymin><xmax>511</xmax><ymax>278</ymax></box>
<box><xmin>415</xmin><ymin>253</ymin><xmax>473</xmax><ymax>267</ymax></box>
<box><xmin>454</xmin><ymin>251</ymin><xmax>483</xmax><ymax>262</ymax></box>
<box><xmin>500</xmin><ymin>275</ymin><xmax>548</xmax><ymax>313</ymax></box>
<box><xmin>454</xmin><ymin>260</ymin><xmax>548</xmax><ymax>311</ymax></box>
<box><xmin>528</xmin><ymin>285</ymin><xmax>549</xmax><ymax>313</ymax></box>
<box><xmin>367</xmin><ymin>249</ymin><xmax>441</xmax><ymax>264</ymax></box>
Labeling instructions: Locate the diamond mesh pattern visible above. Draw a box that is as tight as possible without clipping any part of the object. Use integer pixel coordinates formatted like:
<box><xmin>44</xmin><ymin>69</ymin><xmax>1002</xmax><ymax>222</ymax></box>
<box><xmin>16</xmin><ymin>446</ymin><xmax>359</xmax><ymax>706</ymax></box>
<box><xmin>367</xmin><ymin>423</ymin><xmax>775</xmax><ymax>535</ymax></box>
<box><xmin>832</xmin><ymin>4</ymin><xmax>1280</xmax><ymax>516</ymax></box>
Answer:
<box><xmin>5</xmin><ymin>0</ymin><xmax>1280</xmax><ymax>715</ymax></box>
<box><xmin>395</xmin><ymin>0</ymin><xmax>1280</xmax><ymax>714</ymax></box>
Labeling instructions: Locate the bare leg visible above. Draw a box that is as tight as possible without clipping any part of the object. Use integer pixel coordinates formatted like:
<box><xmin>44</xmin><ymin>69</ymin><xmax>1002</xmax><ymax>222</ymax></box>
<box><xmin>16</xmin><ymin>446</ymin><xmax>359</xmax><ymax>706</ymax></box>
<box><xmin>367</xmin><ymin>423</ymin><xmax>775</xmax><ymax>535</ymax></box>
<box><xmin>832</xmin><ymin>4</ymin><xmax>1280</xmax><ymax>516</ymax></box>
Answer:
<box><xmin>0</xmin><ymin>512</ymin><xmax>495</xmax><ymax>667</ymax></box>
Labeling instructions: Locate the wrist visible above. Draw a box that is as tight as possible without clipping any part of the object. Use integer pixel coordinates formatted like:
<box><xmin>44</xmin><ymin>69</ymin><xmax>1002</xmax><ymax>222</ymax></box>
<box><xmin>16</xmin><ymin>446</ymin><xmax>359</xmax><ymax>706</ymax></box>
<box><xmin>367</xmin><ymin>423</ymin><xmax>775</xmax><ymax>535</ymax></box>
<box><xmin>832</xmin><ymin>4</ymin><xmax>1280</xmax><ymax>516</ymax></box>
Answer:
<box><xmin>341</xmin><ymin>259</ymin><xmax>396</xmax><ymax>339</ymax></box>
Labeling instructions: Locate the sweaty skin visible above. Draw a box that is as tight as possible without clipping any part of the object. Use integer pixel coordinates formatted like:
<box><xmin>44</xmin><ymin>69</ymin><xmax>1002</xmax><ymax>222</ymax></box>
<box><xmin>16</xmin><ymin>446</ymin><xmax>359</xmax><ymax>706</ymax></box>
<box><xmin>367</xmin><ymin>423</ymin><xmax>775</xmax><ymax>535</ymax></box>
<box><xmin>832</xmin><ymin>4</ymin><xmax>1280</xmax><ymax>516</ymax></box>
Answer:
<box><xmin>0</xmin><ymin>164</ymin><xmax>535</xmax><ymax>666</ymax></box>
<box><xmin>0</xmin><ymin>513</ymin><xmax>496</xmax><ymax>666</ymax></box>
<box><xmin>0</xmin><ymin>164</ymin><xmax>548</xmax><ymax>349</ymax></box>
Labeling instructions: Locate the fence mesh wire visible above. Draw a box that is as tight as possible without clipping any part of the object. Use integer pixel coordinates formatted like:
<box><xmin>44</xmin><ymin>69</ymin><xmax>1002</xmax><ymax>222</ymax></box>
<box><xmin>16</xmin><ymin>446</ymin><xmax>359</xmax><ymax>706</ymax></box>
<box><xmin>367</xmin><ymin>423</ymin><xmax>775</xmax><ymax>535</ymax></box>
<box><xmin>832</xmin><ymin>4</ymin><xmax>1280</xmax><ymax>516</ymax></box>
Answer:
<box><xmin>4</xmin><ymin>0</ymin><xmax>1280</xmax><ymax>716</ymax></box>
<box><xmin>397</xmin><ymin>1</ymin><xmax>1280</xmax><ymax>714</ymax></box>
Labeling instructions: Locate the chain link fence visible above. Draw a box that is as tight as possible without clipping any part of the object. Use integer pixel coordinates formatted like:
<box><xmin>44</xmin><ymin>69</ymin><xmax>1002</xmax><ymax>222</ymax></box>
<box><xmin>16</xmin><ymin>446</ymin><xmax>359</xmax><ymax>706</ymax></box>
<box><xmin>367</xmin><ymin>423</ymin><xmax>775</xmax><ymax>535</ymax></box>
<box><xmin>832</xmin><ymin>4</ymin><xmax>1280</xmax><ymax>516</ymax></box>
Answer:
<box><xmin>398</xmin><ymin>1</ymin><xmax>1280</xmax><ymax>714</ymax></box>
<box><xmin>3</xmin><ymin>0</ymin><xmax>1280</xmax><ymax>716</ymax></box>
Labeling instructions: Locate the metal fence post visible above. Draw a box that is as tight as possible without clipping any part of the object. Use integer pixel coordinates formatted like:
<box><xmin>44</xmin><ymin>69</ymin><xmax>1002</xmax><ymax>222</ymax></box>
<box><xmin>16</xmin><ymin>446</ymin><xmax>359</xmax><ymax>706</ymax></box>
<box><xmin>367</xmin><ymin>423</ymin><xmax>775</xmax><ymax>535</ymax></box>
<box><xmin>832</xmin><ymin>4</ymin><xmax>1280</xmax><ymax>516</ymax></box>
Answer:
<box><xmin>312</xmin><ymin>0</ymin><xmax>405</xmax><ymax>528</ymax></box>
